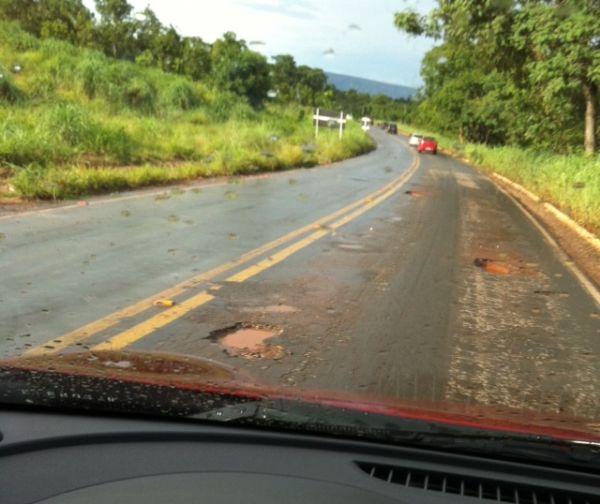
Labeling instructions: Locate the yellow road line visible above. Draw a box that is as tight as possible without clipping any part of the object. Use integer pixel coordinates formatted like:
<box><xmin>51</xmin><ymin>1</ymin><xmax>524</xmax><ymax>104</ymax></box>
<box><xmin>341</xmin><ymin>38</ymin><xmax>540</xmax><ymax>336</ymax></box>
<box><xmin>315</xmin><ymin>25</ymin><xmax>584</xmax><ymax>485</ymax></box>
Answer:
<box><xmin>91</xmin><ymin>291</ymin><xmax>215</xmax><ymax>351</ymax></box>
<box><xmin>24</xmin><ymin>195</ymin><xmax>382</xmax><ymax>358</ymax></box>
<box><xmin>93</xmin><ymin>160</ymin><xmax>419</xmax><ymax>351</ymax></box>
<box><xmin>227</xmin><ymin>159</ymin><xmax>420</xmax><ymax>283</ymax></box>
<box><xmin>25</xmin><ymin>154</ymin><xmax>419</xmax><ymax>356</ymax></box>
<box><xmin>226</xmin><ymin>229</ymin><xmax>330</xmax><ymax>283</ymax></box>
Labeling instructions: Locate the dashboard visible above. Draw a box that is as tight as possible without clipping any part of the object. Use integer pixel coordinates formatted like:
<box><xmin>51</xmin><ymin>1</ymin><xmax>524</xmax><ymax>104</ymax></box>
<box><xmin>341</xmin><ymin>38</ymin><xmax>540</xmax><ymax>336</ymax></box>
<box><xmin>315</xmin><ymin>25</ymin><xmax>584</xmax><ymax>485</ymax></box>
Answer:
<box><xmin>1</xmin><ymin>408</ymin><xmax>600</xmax><ymax>504</ymax></box>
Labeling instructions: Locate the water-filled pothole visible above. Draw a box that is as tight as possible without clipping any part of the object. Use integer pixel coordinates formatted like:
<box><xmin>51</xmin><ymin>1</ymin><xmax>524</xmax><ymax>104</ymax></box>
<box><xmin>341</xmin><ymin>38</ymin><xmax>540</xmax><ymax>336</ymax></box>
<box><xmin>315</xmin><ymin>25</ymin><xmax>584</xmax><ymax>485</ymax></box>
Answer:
<box><xmin>208</xmin><ymin>323</ymin><xmax>285</xmax><ymax>359</ymax></box>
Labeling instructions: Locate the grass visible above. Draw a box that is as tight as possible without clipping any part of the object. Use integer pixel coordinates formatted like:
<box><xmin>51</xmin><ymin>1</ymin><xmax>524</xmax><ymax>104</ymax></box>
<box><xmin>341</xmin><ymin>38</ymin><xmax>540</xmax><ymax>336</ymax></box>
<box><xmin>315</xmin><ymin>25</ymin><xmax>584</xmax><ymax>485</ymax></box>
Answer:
<box><xmin>8</xmin><ymin>118</ymin><xmax>373</xmax><ymax>199</ymax></box>
<box><xmin>397</xmin><ymin>123</ymin><xmax>600</xmax><ymax>236</ymax></box>
<box><xmin>0</xmin><ymin>22</ymin><xmax>374</xmax><ymax>199</ymax></box>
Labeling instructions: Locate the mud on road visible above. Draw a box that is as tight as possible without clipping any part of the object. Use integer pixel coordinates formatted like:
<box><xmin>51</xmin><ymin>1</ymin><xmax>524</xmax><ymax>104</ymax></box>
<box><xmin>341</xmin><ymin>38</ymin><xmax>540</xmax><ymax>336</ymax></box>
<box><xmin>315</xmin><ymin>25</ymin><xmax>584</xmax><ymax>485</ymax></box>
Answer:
<box><xmin>144</xmin><ymin>149</ymin><xmax>600</xmax><ymax>421</ymax></box>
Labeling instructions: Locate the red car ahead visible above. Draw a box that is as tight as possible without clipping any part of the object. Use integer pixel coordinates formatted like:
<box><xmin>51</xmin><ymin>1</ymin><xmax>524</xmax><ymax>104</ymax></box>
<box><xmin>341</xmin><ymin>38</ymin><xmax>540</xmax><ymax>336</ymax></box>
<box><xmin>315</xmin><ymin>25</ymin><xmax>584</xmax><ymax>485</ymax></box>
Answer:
<box><xmin>418</xmin><ymin>137</ymin><xmax>438</xmax><ymax>154</ymax></box>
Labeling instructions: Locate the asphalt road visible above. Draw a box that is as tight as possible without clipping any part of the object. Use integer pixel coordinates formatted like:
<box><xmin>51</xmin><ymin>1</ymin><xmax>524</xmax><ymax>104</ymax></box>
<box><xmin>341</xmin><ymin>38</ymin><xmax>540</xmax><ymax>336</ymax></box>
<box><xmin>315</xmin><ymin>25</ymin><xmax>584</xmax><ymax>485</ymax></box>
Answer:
<box><xmin>1</xmin><ymin>129</ymin><xmax>599</xmax><ymax>419</ymax></box>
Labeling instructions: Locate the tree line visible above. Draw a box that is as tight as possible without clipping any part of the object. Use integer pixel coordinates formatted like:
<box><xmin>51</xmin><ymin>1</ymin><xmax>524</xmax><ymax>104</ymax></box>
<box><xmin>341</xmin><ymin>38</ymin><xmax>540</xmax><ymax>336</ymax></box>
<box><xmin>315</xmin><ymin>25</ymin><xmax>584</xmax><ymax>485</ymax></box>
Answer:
<box><xmin>395</xmin><ymin>0</ymin><xmax>600</xmax><ymax>154</ymax></box>
<box><xmin>0</xmin><ymin>0</ymin><xmax>411</xmax><ymax>118</ymax></box>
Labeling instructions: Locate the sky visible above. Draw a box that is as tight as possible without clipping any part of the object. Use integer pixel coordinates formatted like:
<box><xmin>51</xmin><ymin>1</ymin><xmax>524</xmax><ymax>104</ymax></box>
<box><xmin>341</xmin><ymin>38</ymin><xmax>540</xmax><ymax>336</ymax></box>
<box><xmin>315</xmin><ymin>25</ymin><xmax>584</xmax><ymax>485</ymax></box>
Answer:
<box><xmin>83</xmin><ymin>0</ymin><xmax>437</xmax><ymax>88</ymax></box>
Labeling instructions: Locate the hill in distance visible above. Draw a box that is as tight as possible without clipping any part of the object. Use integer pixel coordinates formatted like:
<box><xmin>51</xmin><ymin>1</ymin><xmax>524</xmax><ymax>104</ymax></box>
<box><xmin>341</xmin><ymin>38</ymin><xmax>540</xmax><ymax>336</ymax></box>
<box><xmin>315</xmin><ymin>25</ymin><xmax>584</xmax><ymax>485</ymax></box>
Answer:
<box><xmin>326</xmin><ymin>72</ymin><xmax>416</xmax><ymax>100</ymax></box>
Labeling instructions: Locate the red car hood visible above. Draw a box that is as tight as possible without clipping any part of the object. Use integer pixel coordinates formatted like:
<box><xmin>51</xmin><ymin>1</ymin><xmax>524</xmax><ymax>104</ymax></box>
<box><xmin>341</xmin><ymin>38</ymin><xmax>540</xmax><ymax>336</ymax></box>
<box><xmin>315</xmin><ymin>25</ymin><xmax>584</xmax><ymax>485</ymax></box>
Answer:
<box><xmin>1</xmin><ymin>350</ymin><xmax>599</xmax><ymax>443</ymax></box>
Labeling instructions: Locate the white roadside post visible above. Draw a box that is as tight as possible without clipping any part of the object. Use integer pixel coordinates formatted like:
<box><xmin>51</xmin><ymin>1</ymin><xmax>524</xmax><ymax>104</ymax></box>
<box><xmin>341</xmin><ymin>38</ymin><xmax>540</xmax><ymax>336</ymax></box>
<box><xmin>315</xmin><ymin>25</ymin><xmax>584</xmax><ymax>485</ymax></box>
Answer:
<box><xmin>313</xmin><ymin>109</ymin><xmax>345</xmax><ymax>139</ymax></box>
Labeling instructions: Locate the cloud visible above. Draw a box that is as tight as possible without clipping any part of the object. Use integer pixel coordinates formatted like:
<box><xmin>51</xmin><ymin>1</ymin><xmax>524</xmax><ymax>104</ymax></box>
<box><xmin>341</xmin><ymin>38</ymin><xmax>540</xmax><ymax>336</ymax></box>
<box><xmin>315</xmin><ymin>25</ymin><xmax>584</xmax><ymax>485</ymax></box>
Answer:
<box><xmin>348</xmin><ymin>23</ymin><xmax>361</xmax><ymax>31</ymax></box>
<box><xmin>236</xmin><ymin>0</ymin><xmax>317</xmax><ymax>20</ymax></box>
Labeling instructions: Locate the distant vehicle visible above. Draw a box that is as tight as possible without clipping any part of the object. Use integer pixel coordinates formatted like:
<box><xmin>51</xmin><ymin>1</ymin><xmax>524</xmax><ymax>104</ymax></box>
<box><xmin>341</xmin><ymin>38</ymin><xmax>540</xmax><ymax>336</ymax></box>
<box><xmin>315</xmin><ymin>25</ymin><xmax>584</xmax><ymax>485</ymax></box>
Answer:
<box><xmin>408</xmin><ymin>133</ymin><xmax>423</xmax><ymax>147</ymax></box>
<box><xmin>387</xmin><ymin>123</ymin><xmax>397</xmax><ymax>134</ymax></box>
<box><xmin>360</xmin><ymin>117</ymin><xmax>372</xmax><ymax>131</ymax></box>
<box><xmin>418</xmin><ymin>137</ymin><xmax>438</xmax><ymax>154</ymax></box>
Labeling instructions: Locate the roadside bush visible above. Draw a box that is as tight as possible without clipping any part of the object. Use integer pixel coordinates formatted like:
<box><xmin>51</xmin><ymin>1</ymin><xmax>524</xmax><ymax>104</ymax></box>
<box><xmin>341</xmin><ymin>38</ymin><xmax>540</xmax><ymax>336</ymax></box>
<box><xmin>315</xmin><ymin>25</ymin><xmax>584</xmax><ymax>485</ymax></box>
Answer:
<box><xmin>91</xmin><ymin>124</ymin><xmax>134</xmax><ymax>164</ymax></box>
<box><xmin>43</xmin><ymin>103</ymin><xmax>95</xmax><ymax>145</ymax></box>
<box><xmin>162</xmin><ymin>80</ymin><xmax>203</xmax><ymax>111</ymax></box>
<box><xmin>208</xmin><ymin>92</ymin><xmax>256</xmax><ymax>121</ymax></box>
<box><xmin>0</xmin><ymin>22</ymin><xmax>40</xmax><ymax>51</ymax></box>
<box><xmin>123</xmin><ymin>78</ymin><xmax>157</xmax><ymax>113</ymax></box>
<box><xmin>27</xmin><ymin>73</ymin><xmax>57</xmax><ymax>99</ymax></box>
<box><xmin>78</xmin><ymin>57</ymin><xmax>103</xmax><ymax>99</ymax></box>
<box><xmin>0</xmin><ymin>70</ymin><xmax>22</xmax><ymax>102</ymax></box>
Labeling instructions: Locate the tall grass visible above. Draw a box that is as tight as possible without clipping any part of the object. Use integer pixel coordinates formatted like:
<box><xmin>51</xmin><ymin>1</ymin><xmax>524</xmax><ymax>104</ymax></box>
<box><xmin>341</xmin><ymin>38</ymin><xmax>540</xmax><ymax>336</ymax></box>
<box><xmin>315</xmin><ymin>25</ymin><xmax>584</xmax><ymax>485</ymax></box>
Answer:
<box><xmin>12</xmin><ymin>121</ymin><xmax>373</xmax><ymax>199</ymax></box>
<box><xmin>0</xmin><ymin>21</ymin><xmax>374</xmax><ymax>199</ymax></box>
<box><xmin>398</xmin><ymin>123</ymin><xmax>600</xmax><ymax>235</ymax></box>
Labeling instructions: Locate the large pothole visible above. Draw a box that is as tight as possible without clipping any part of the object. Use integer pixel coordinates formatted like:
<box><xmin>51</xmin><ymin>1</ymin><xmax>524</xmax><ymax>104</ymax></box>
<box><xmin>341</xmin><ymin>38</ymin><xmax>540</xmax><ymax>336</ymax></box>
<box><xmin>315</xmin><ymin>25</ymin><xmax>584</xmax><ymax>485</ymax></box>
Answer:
<box><xmin>207</xmin><ymin>323</ymin><xmax>286</xmax><ymax>360</ymax></box>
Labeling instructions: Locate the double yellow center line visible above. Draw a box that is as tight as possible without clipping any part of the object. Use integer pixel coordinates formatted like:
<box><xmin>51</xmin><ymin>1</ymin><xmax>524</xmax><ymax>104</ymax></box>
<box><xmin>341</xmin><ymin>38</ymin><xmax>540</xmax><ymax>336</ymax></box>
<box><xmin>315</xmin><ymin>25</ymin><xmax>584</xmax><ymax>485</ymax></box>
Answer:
<box><xmin>25</xmin><ymin>153</ymin><xmax>420</xmax><ymax>356</ymax></box>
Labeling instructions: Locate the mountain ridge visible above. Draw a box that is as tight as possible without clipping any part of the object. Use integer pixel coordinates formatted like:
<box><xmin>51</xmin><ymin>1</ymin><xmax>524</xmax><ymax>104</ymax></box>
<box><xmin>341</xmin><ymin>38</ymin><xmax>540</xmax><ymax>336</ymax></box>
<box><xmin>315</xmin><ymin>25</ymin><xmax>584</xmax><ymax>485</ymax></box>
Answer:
<box><xmin>326</xmin><ymin>71</ymin><xmax>417</xmax><ymax>100</ymax></box>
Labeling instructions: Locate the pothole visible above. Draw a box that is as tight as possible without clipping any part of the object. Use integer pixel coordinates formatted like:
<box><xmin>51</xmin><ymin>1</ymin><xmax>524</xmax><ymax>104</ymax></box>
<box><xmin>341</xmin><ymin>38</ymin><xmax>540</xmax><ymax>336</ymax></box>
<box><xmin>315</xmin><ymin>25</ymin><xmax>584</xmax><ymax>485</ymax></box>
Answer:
<box><xmin>474</xmin><ymin>257</ymin><xmax>510</xmax><ymax>276</ymax></box>
<box><xmin>207</xmin><ymin>323</ymin><xmax>285</xmax><ymax>359</ymax></box>
<box><xmin>405</xmin><ymin>190</ymin><xmax>427</xmax><ymax>198</ymax></box>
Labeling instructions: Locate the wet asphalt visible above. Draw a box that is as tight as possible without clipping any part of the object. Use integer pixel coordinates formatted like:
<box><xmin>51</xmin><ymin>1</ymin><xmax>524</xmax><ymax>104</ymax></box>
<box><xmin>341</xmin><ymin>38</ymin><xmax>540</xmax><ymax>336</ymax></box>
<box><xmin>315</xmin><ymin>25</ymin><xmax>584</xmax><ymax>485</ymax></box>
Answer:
<box><xmin>1</xmin><ymin>129</ymin><xmax>599</xmax><ymax>419</ymax></box>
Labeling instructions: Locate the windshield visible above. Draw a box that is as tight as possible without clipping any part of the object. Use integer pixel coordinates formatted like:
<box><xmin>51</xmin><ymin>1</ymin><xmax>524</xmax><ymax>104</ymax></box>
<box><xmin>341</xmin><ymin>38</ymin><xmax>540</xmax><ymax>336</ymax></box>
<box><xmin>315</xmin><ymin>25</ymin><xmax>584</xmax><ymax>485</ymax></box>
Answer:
<box><xmin>1</xmin><ymin>0</ymin><xmax>600</xmax><ymax>463</ymax></box>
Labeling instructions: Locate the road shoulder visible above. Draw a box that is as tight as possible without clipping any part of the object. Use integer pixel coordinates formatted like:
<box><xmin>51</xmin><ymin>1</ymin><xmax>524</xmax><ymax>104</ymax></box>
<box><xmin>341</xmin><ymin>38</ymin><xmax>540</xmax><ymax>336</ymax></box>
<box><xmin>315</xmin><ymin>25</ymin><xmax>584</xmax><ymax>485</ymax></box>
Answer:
<box><xmin>489</xmin><ymin>173</ymin><xmax>600</xmax><ymax>291</ymax></box>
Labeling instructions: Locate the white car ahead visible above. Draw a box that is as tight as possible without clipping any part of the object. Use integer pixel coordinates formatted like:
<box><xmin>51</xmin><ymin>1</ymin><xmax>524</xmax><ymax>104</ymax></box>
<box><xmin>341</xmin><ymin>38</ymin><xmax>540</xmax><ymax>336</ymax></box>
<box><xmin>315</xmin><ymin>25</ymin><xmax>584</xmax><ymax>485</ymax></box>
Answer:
<box><xmin>408</xmin><ymin>133</ymin><xmax>423</xmax><ymax>147</ymax></box>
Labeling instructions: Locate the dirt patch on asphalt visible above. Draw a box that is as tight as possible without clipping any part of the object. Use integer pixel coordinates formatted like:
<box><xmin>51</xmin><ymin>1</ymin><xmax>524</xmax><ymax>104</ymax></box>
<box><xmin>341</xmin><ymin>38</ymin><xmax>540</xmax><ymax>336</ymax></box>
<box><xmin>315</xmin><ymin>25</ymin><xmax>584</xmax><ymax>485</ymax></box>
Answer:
<box><xmin>491</xmin><ymin>178</ymin><xmax>600</xmax><ymax>290</ymax></box>
<box><xmin>471</xmin><ymin>247</ymin><xmax>541</xmax><ymax>278</ymax></box>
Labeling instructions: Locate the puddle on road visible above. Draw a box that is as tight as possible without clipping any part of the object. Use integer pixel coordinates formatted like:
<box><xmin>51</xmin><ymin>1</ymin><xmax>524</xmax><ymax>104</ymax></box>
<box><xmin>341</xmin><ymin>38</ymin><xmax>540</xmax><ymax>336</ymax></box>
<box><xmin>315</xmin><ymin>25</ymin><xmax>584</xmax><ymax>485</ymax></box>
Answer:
<box><xmin>208</xmin><ymin>323</ymin><xmax>285</xmax><ymax>359</ymax></box>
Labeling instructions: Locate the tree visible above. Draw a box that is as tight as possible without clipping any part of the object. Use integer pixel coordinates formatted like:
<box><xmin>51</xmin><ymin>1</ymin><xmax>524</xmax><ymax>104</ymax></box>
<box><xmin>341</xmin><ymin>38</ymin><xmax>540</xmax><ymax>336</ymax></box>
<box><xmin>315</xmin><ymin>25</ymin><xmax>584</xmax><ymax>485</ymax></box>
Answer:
<box><xmin>512</xmin><ymin>1</ymin><xmax>600</xmax><ymax>155</ymax></box>
<box><xmin>180</xmin><ymin>37</ymin><xmax>211</xmax><ymax>81</ymax></box>
<box><xmin>395</xmin><ymin>0</ymin><xmax>600</xmax><ymax>154</ymax></box>
<box><xmin>271</xmin><ymin>54</ymin><xmax>298</xmax><ymax>102</ymax></box>
<box><xmin>210</xmin><ymin>32</ymin><xmax>270</xmax><ymax>105</ymax></box>
<box><xmin>94</xmin><ymin>0</ymin><xmax>136</xmax><ymax>59</ymax></box>
<box><xmin>296</xmin><ymin>66</ymin><xmax>326</xmax><ymax>106</ymax></box>
<box><xmin>0</xmin><ymin>0</ymin><xmax>95</xmax><ymax>45</ymax></box>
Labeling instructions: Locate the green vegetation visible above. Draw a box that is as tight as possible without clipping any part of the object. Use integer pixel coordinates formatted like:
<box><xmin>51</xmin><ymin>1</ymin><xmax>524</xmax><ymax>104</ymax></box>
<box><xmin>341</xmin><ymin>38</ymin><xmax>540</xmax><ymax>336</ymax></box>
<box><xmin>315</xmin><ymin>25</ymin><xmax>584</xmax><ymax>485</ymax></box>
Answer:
<box><xmin>393</xmin><ymin>1</ymin><xmax>599</xmax><ymax>235</ymax></box>
<box><xmin>398</xmin><ymin>124</ymin><xmax>600</xmax><ymax>235</ymax></box>
<box><xmin>395</xmin><ymin>1</ymin><xmax>600</xmax><ymax>155</ymax></box>
<box><xmin>0</xmin><ymin>21</ymin><xmax>374</xmax><ymax>199</ymax></box>
<box><xmin>465</xmin><ymin>148</ymin><xmax>600</xmax><ymax>235</ymax></box>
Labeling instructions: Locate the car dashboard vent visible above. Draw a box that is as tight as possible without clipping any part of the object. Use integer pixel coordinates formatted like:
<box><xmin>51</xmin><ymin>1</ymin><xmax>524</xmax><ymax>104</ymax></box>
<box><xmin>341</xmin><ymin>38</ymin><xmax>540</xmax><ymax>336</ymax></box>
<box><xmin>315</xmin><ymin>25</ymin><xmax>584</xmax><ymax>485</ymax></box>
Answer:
<box><xmin>356</xmin><ymin>462</ymin><xmax>599</xmax><ymax>504</ymax></box>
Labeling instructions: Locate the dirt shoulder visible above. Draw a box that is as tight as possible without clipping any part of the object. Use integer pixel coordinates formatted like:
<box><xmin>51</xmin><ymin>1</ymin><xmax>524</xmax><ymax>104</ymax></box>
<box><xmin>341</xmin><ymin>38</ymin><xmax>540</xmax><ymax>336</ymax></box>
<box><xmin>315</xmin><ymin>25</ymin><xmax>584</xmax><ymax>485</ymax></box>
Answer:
<box><xmin>489</xmin><ymin>175</ymin><xmax>600</xmax><ymax>291</ymax></box>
